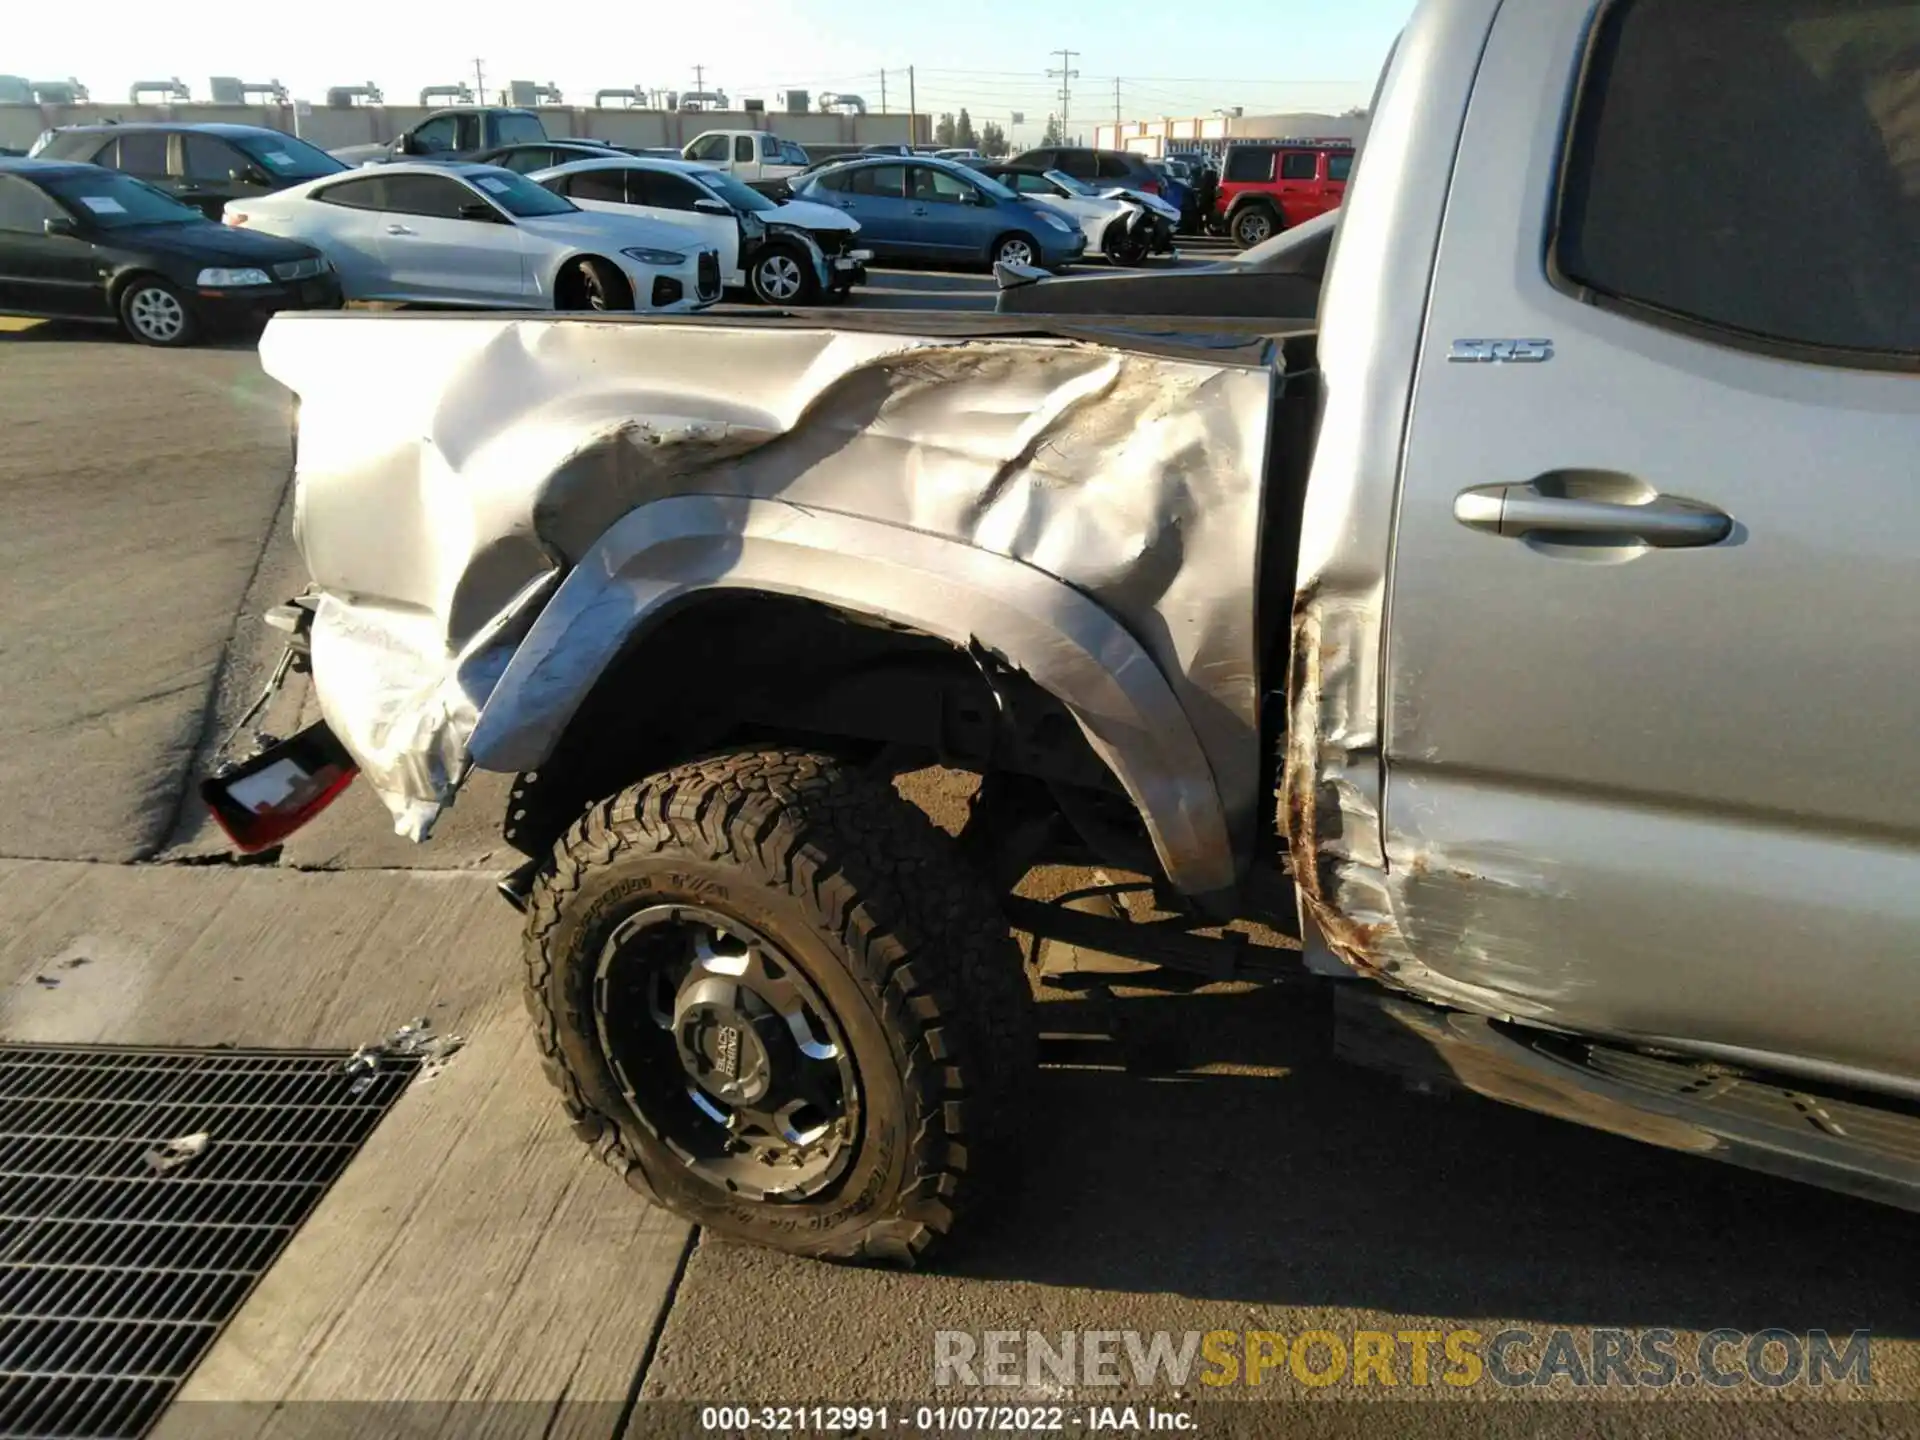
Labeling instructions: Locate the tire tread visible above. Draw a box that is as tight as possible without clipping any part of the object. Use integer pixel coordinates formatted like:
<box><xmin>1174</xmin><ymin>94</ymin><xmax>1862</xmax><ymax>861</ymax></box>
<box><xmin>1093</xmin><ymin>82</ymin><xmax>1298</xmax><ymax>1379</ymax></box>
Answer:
<box><xmin>522</xmin><ymin>748</ymin><xmax>1035</xmax><ymax>1264</ymax></box>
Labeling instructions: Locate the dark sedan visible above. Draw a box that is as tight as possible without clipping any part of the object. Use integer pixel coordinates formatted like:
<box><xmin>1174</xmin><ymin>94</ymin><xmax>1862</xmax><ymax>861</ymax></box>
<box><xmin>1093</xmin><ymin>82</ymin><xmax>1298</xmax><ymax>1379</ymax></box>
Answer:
<box><xmin>0</xmin><ymin>159</ymin><xmax>342</xmax><ymax>345</ymax></box>
<box><xmin>34</xmin><ymin>122</ymin><xmax>347</xmax><ymax>220</ymax></box>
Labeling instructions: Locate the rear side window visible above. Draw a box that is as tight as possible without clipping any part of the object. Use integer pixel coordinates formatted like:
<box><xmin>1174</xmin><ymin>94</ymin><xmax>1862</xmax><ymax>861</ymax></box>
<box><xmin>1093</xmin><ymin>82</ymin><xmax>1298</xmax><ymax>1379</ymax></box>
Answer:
<box><xmin>1328</xmin><ymin>153</ymin><xmax>1354</xmax><ymax>182</ymax></box>
<box><xmin>1223</xmin><ymin>148</ymin><xmax>1274</xmax><ymax>183</ymax></box>
<box><xmin>566</xmin><ymin>168</ymin><xmax>627</xmax><ymax>204</ymax></box>
<box><xmin>381</xmin><ymin>173</ymin><xmax>473</xmax><ymax>218</ymax></box>
<box><xmin>631</xmin><ymin>170</ymin><xmax>706</xmax><ymax>208</ymax></box>
<box><xmin>1095</xmin><ymin>153</ymin><xmax>1137</xmax><ymax>179</ymax></box>
<box><xmin>1280</xmin><ymin>152</ymin><xmax>1318</xmax><ymax>181</ymax></box>
<box><xmin>1055</xmin><ymin>151</ymin><xmax>1097</xmax><ymax>178</ymax></box>
<box><xmin>315</xmin><ymin>175</ymin><xmax>386</xmax><ymax>209</ymax></box>
<box><xmin>498</xmin><ymin>147</ymin><xmax>556</xmax><ymax>173</ymax></box>
<box><xmin>851</xmin><ymin>165</ymin><xmax>907</xmax><ymax>197</ymax></box>
<box><xmin>114</xmin><ymin>132</ymin><xmax>168</xmax><ymax>176</ymax></box>
<box><xmin>1556</xmin><ymin>0</ymin><xmax>1920</xmax><ymax>360</ymax></box>
<box><xmin>734</xmin><ymin>136</ymin><xmax>754</xmax><ymax>162</ymax></box>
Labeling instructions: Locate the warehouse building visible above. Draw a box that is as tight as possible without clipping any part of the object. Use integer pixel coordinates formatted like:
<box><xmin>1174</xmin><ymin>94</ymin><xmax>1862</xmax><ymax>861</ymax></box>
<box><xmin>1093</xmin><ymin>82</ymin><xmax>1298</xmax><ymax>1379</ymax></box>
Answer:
<box><xmin>1093</xmin><ymin>110</ymin><xmax>1367</xmax><ymax>160</ymax></box>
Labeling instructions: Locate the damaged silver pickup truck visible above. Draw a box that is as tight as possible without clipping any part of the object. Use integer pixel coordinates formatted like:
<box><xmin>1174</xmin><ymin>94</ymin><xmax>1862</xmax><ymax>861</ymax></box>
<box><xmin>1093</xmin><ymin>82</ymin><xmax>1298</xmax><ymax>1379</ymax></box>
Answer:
<box><xmin>214</xmin><ymin>0</ymin><xmax>1920</xmax><ymax>1261</ymax></box>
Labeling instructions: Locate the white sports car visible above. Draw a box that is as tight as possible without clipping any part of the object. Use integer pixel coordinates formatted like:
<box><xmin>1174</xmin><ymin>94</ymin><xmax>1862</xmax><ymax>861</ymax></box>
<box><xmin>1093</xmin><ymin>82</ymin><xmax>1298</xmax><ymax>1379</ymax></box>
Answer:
<box><xmin>222</xmin><ymin>161</ymin><xmax>721</xmax><ymax>312</ymax></box>
<box><xmin>982</xmin><ymin>168</ymin><xmax>1163</xmax><ymax>264</ymax></box>
<box><xmin>530</xmin><ymin>156</ymin><xmax>871</xmax><ymax>305</ymax></box>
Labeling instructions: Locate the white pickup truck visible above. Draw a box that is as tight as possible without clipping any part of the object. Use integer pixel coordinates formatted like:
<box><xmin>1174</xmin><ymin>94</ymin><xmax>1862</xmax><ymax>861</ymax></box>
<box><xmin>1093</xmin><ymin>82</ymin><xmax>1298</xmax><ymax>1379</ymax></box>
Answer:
<box><xmin>219</xmin><ymin>0</ymin><xmax>1919</xmax><ymax>1265</ymax></box>
<box><xmin>681</xmin><ymin>130</ymin><xmax>808</xmax><ymax>187</ymax></box>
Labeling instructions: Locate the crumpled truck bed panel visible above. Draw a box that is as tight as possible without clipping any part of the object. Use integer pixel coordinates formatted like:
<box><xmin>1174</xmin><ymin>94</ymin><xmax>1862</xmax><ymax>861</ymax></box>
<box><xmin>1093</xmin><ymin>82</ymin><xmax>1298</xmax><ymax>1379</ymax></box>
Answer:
<box><xmin>259</xmin><ymin>314</ymin><xmax>1274</xmax><ymax>870</ymax></box>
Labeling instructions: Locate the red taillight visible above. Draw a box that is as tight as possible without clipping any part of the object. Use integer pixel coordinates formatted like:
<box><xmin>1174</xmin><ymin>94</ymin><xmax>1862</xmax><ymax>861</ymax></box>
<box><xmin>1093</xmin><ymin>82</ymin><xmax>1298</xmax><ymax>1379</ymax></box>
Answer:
<box><xmin>200</xmin><ymin>722</ymin><xmax>358</xmax><ymax>853</ymax></box>
<box><xmin>1139</xmin><ymin>180</ymin><xmax>1160</xmax><ymax>195</ymax></box>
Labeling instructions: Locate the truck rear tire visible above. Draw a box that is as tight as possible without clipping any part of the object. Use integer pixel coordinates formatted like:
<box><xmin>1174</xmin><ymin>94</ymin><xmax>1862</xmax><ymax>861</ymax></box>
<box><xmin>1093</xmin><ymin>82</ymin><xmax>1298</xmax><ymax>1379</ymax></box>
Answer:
<box><xmin>522</xmin><ymin>748</ymin><xmax>1036</xmax><ymax>1264</ymax></box>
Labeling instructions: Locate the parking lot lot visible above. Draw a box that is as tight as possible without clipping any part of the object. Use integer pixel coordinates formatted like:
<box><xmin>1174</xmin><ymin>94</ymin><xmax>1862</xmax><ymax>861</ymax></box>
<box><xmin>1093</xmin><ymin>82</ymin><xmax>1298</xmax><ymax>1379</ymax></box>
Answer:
<box><xmin>3</xmin><ymin>273</ymin><xmax>1917</xmax><ymax>1440</ymax></box>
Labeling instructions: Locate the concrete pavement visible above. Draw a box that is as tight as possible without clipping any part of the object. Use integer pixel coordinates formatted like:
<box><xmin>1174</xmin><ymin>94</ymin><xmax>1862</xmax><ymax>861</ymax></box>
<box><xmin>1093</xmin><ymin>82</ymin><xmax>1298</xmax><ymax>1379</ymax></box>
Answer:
<box><xmin>1</xmin><ymin>304</ymin><xmax>1914</xmax><ymax>1439</ymax></box>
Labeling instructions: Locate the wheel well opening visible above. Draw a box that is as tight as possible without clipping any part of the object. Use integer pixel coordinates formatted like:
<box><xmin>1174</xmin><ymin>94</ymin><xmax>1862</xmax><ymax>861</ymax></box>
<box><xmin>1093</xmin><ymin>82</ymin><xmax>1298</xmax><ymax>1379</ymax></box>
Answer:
<box><xmin>554</xmin><ymin>255</ymin><xmax>633</xmax><ymax>309</ymax></box>
<box><xmin>500</xmin><ymin>590</ymin><xmax>1154</xmax><ymax>884</ymax></box>
<box><xmin>109</xmin><ymin>269</ymin><xmax>167</xmax><ymax>306</ymax></box>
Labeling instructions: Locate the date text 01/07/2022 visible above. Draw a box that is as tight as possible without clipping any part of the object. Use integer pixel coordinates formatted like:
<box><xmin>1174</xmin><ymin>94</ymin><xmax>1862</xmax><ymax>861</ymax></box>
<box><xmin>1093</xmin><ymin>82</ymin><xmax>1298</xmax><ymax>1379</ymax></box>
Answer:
<box><xmin>697</xmin><ymin>1405</ymin><xmax>1199</xmax><ymax>1432</ymax></box>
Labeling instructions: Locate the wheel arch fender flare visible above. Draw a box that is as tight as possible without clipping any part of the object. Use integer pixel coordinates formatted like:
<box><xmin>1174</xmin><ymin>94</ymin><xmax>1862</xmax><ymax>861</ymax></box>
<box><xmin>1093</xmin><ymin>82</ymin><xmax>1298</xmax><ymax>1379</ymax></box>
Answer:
<box><xmin>468</xmin><ymin>494</ymin><xmax>1238</xmax><ymax>896</ymax></box>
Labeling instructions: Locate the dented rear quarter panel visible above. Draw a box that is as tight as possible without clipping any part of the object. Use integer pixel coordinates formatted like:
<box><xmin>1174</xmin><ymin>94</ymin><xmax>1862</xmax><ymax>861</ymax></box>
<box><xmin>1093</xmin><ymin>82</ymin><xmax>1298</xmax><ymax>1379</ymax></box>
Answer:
<box><xmin>259</xmin><ymin>311</ymin><xmax>1279</xmax><ymax>897</ymax></box>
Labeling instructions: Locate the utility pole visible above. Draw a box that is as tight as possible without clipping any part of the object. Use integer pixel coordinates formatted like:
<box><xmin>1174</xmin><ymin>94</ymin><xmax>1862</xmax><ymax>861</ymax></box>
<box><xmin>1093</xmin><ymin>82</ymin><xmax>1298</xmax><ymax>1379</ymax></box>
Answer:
<box><xmin>880</xmin><ymin>69</ymin><xmax>886</xmax><ymax>114</ymax></box>
<box><xmin>1048</xmin><ymin>48</ymin><xmax>1080</xmax><ymax>125</ymax></box>
<box><xmin>1114</xmin><ymin>77</ymin><xmax>1121</xmax><ymax>127</ymax></box>
<box><xmin>472</xmin><ymin>58</ymin><xmax>485</xmax><ymax>104</ymax></box>
<box><xmin>693</xmin><ymin>64</ymin><xmax>705</xmax><ymax>95</ymax></box>
<box><xmin>908</xmin><ymin>65</ymin><xmax>917</xmax><ymax>146</ymax></box>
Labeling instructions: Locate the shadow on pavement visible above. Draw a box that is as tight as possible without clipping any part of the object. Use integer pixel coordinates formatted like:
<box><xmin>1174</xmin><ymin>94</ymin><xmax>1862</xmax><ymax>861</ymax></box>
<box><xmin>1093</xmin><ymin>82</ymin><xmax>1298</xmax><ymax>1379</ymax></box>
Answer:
<box><xmin>0</xmin><ymin>318</ymin><xmax>259</xmax><ymax>351</ymax></box>
<box><xmin>953</xmin><ymin>980</ymin><xmax>1919</xmax><ymax>1338</ymax></box>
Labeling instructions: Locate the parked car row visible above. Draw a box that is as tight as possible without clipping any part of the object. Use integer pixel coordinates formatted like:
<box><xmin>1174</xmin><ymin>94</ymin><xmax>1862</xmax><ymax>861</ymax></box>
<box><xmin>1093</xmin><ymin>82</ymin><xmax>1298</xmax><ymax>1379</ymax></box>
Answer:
<box><xmin>225</xmin><ymin>163</ymin><xmax>724</xmax><ymax>315</ymax></box>
<box><xmin>2</xmin><ymin>118</ymin><xmax>1217</xmax><ymax>347</ymax></box>
<box><xmin>791</xmin><ymin>156</ymin><xmax>1087</xmax><ymax>271</ymax></box>
<box><xmin>529</xmin><ymin>156</ymin><xmax>869</xmax><ymax>304</ymax></box>
<box><xmin>0</xmin><ymin>157</ymin><xmax>341</xmax><ymax>345</ymax></box>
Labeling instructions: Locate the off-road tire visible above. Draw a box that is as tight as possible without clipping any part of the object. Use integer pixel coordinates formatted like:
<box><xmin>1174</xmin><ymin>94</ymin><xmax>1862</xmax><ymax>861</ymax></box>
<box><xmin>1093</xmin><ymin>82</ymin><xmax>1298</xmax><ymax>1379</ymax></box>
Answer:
<box><xmin>522</xmin><ymin>748</ymin><xmax>1037</xmax><ymax>1264</ymax></box>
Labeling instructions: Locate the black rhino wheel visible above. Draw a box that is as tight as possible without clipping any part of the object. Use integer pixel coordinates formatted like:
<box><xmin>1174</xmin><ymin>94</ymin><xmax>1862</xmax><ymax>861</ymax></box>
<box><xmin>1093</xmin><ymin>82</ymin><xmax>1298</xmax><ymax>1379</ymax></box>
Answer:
<box><xmin>523</xmin><ymin>748</ymin><xmax>1035</xmax><ymax>1264</ymax></box>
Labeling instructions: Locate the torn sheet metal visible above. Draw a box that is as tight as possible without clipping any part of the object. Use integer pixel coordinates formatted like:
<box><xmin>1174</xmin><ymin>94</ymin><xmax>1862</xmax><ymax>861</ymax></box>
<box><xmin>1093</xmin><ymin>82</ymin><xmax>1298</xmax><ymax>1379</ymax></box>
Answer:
<box><xmin>342</xmin><ymin>1017</ymin><xmax>466</xmax><ymax>1093</ymax></box>
<box><xmin>1277</xmin><ymin>0</ymin><xmax>1496</xmax><ymax>997</ymax></box>
<box><xmin>259</xmin><ymin>314</ymin><xmax>1274</xmax><ymax>876</ymax></box>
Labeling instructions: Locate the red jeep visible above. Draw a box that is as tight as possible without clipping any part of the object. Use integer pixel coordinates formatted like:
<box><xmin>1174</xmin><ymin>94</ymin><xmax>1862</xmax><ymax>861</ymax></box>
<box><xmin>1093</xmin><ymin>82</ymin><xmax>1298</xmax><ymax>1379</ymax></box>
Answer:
<box><xmin>1214</xmin><ymin>139</ymin><xmax>1354</xmax><ymax>248</ymax></box>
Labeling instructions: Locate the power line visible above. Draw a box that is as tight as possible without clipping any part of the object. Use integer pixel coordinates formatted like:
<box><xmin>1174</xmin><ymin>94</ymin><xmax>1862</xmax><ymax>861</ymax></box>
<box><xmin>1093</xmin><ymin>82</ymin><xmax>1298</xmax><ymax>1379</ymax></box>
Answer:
<box><xmin>918</xmin><ymin>65</ymin><xmax>1363</xmax><ymax>85</ymax></box>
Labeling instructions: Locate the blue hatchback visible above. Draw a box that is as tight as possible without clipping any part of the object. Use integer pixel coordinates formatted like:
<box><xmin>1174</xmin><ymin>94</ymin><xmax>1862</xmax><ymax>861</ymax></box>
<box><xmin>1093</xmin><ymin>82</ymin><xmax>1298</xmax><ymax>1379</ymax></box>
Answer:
<box><xmin>792</xmin><ymin>156</ymin><xmax>1086</xmax><ymax>272</ymax></box>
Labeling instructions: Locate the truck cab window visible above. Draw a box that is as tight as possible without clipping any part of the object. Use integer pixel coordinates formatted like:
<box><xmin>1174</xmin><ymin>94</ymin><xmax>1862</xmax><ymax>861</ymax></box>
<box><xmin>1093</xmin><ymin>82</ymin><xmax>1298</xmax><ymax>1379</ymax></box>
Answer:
<box><xmin>1556</xmin><ymin>0</ymin><xmax>1919</xmax><ymax>359</ymax></box>
<box><xmin>411</xmin><ymin>116</ymin><xmax>459</xmax><ymax>153</ymax></box>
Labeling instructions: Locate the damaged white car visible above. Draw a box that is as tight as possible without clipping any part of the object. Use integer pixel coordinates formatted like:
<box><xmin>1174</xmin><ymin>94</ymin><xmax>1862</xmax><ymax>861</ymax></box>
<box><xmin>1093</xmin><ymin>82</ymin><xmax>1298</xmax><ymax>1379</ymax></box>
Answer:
<box><xmin>213</xmin><ymin>0</ymin><xmax>1920</xmax><ymax>1264</ymax></box>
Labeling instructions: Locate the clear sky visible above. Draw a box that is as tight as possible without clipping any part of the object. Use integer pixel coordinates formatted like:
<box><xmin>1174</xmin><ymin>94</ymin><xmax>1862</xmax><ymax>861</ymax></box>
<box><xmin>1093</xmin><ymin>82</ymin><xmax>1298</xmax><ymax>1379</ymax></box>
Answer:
<box><xmin>9</xmin><ymin>0</ymin><xmax>1412</xmax><ymax>146</ymax></box>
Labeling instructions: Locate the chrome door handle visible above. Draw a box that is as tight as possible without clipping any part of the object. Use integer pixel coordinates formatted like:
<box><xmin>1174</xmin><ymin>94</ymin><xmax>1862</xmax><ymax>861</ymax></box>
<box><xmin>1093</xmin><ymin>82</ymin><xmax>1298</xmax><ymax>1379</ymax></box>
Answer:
<box><xmin>386</xmin><ymin>224</ymin><xmax>415</xmax><ymax>235</ymax></box>
<box><xmin>1454</xmin><ymin>484</ymin><xmax>1732</xmax><ymax>548</ymax></box>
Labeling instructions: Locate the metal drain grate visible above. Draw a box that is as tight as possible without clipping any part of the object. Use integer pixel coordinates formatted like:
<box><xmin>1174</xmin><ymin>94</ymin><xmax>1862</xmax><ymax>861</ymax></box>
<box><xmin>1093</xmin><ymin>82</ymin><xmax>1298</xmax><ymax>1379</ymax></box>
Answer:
<box><xmin>0</xmin><ymin>1044</ymin><xmax>419</xmax><ymax>1439</ymax></box>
